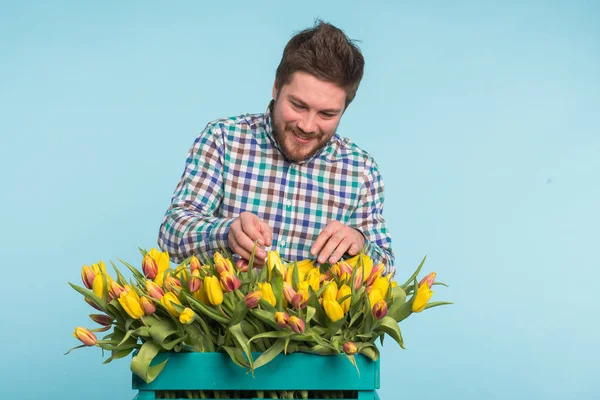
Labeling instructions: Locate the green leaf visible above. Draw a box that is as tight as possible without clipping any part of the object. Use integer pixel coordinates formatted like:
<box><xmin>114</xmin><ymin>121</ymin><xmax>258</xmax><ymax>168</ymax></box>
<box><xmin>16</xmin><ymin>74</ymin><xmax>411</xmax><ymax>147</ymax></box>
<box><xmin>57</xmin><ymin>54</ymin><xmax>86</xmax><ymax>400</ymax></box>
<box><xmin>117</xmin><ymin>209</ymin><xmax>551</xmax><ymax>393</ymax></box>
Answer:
<box><xmin>423</xmin><ymin>301</ymin><xmax>453</xmax><ymax>310</ymax></box>
<box><xmin>118</xmin><ymin>257</ymin><xmax>146</xmax><ymax>284</ymax></box>
<box><xmin>357</xmin><ymin>342</ymin><xmax>380</xmax><ymax>361</ymax></box>
<box><xmin>252</xmin><ymin>338</ymin><xmax>286</xmax><ymax>370</ymax></box>
<box><xmin>271</xmin><ymin>267</ymin><xmax>284</xmax><ymax>311</ymax></box>
<box><xmin>230</xmin><ymin>323</ymin><xmax>254</xmax><ymax>370</ymax></box>
<box><xmin>292</xmin><ymin>262</ymin><xmax>300</xmax><ymax>291</ymax></box>
<box><xmin>68</xmin><ymin>282</ymin><xmax>108</xmax><ymax>313</ymax></box>
<box><xmin>250</xmin><ymin>309</ymin><xmax>279</xmax><ymax>330</ymax></box>
<box><xmin>400</xmin><ymin>255</ymin><xmax>427</xmax><ymax>289</ymax></box>
<box><xmin>148</xmin><ymin>320</ymin><xmax>179</xmax><ymax>348</ymax></box>
<box><xmin>391</xmin><ymin>286</ymin><xmax>406</xmax><ymax>304</ymax></box>
<box><xmin>222</xmin><ymin>346</ymin><xmax>250</xmax><ymax>368</ymax></box>
<box><xmin>130</xmin><ymin>341</ymin><xmax>168</xmax><ymax>384</ymax></box>
<box><xmin>249</xmin><ymin>330</ymin><xmax>290</xmax><ymax>343</ymax></box>
<box><xmin>229</xmin><ymin>299</ymin><xmax>249</xmax><ymax>327</ymax></box>
<box><xmin>184</xmin><ymin>294</ymin><xmax>229</xmax><ymax>325</ymax></box>
<box><xmin>377</xmin><ymin>316</ymin><xmax>405</xmax><ymax>349</ymax></box>
<box><xmin>305</xmin><ymin>306</ymin><xmax>316</xmax><ymax>324</ymax></box>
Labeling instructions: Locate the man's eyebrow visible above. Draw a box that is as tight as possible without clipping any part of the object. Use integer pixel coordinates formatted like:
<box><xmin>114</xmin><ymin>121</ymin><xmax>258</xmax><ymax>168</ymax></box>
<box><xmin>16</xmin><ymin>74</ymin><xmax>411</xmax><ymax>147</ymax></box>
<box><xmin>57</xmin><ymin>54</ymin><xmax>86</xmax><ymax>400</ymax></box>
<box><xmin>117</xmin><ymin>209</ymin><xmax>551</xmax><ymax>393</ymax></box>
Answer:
<box><xmin>288</xmin><ymin>95</ymin><xmax>343</xmax><ymax>114</ymax></box>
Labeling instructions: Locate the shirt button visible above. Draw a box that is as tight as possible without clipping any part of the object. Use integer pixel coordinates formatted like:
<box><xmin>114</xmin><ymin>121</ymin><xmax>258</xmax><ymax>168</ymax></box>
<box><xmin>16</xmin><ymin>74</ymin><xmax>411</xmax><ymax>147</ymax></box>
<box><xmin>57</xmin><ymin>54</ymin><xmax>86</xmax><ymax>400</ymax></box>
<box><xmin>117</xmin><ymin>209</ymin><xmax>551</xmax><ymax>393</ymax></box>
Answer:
<box><xmin>286</xmin><ymin>199</ymin><xmax>292</xmax><ymax>207</ymax></box>
<box><xmin>280</xmin><ymin>240</ymin><xmax>286</xmax><ymax>247</ymax></box>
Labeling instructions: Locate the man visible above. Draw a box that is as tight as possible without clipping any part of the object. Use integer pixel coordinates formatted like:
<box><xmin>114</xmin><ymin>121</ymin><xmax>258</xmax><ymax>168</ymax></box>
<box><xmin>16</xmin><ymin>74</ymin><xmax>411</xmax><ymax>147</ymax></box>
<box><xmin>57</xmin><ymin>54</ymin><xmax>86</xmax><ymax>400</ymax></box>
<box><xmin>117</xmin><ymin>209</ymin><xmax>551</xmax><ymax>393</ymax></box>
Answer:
<box><xmin>158</xmin><ymin>21</ymin><xmax>395</xmax><ymax>275</ymax></box>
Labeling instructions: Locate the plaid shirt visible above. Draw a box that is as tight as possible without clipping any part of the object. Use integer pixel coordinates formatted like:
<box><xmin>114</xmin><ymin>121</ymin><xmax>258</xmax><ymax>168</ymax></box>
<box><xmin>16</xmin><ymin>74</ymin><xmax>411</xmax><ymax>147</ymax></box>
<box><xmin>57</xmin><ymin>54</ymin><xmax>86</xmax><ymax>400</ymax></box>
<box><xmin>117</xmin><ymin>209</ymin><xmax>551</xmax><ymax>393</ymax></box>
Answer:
<box><xmin>158</xmin><ymin>103</ymin><xmax>395</xmax><ymax>275</ymax></box>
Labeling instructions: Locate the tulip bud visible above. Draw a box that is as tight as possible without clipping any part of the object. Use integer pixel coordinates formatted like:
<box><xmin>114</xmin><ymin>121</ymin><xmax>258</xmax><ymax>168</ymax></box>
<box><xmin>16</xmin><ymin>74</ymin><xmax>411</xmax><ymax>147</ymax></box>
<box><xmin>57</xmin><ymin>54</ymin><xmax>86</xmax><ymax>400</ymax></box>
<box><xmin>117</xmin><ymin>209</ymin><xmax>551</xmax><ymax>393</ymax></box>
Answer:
<box><xmin>370</xmin><ymin>276</ymin><xmax>390</xmax><ymax>300</ymax></box>
<box><xmin>142</xmin><ymin>254</ymin><xmax>158</xmax><ymax>279</ymax></box>
<box><xmin>412</xmin><ymin>284</ymin><xmax>433</xmax><ymax>313</ymax></box>
<box><xmin>368</xmin><ymin>288</ymin><xmax>383</xmax><ymax>308</ymax></box>
<box><xmin>419</xmin><ymin>272</ymin><xmax>436</xmax><ymax>289</ymax></box>
<box><xmin>140</xmin><ymin>296</ymin><xmax>156</xmax><ymax>315</ymax></box>
<box><xmin>73</xmin><ymin>327</ymin><xmax>97</xmax><ymax>346</ymax></box>
<box><xmin>179</xmin><ymin>307</ymin><xmax>195</xmax><ymax>324</ymax></box>
<box><xmin>267</xmin><ymin>251</ymin><xmax>287</xmax><ymax>281</ymax></box>
<box><xmin>188</xmin><ymin>270</ymin><xmax>201</xmax><ymax>293</ymax></box>
<box><xmin>84</xmin><ymin>297</ymin><xmax>102</xmax><ymax>311</ymax></box>
<box><xmin>343</xmin><ymin>342</ymin><xmax>358</xmax><ymax>356</ymax></box>
<box><xmin>189</xmin><ymin>255</ymin><xmax>201</xmax><ymax>274</ymax></box>
<box><xmin>323</xmin><ymin>299</ymin><xmax>344</xmax><ymax>322</ymax></box>
<box><xmin>81</xmin><ymin>265</ymin><xmax>95</xmax><ymax>289</ymax></box>
<box><xmin>214</xmin><ymin>252</ymin><xmax>232</xmax><ymax>274</ymax></box>
<box><xmin>274</xmin><ymin>312</ymin><xmax>290</xmax><ymax>328</ymax></box>
<box><xmin>164</xmin><ymin>275</ymin><xmax>182</xmax><ymax>292</ymax></box>
<box><xmin>204</xmin><ymin>276</ymin><xmax>224</xmax><ymax>306</ymax></box>
<box><xmin>366</xmin><ymin>263</ymin><xmax>385</xmax><ymax>286</ymax></box>
<box><xmin>339</xmin><ymin>262</ymin><xmax>353</xmax><ymax>282</ymax></box>
<box><xmin>161</xmin><ymin>292</ymin><xmax>182</xmax><ymax>317</ymax></box>
<box><xmin>89</xmin><ymin>314</ymin><xmax>113</xmax><ymax>326</ymax></box>
<box><xmin>220</xmin><ymin>270</ymin><xmax>241</xmax><ymax>292</ymax></box>
<box><xmin>146</xmin><ymin>280</ymin><xmax>164</xmax><ymax>300</ymax></box>
<box><xmin>291</xmin><ymin>293</ymin><xmax>306</xmax><ymax>310</ymax></box>
<box><xmin>353</xmin><ymin>267</ymin><xmax>363</xmax><ymax>291</ymax></box>
<box><xmin>235</xmin><ymin>258</ymin><xmax>249</xmax><ymax>272</ymax></box>
<box><xmin>282</xmin><ymin>282</ymin><xmax>297</xmax><ymax>304</ymax></box>
<box><xmin>109</xmin><ymin>281</ymin><xmax>126</xmax><ymax>299</ymax></box>
<box><xmin>244</xmin><ymin>291</ymin><xmax>262</xmax><ymax>309</ymax></box>
<box><xmin>372</xmin><ymin>300</ymin><xmax>388</xmax><ymax>320</ymax></box>
<box><xmin>287</xmin><ymin>316</ymin><xmax>305</xmax><ymax>334</ymax></box>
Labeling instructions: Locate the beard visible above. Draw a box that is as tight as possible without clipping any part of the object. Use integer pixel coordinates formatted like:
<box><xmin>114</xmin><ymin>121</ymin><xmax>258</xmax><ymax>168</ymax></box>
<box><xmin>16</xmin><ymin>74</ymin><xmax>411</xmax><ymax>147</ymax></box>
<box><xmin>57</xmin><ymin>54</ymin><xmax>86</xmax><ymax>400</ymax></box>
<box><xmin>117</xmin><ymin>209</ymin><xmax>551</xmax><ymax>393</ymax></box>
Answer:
<box><xmin>271</xmin><ymin>104</ymin><xmax>334</xmax><ymax>163</ymax></box>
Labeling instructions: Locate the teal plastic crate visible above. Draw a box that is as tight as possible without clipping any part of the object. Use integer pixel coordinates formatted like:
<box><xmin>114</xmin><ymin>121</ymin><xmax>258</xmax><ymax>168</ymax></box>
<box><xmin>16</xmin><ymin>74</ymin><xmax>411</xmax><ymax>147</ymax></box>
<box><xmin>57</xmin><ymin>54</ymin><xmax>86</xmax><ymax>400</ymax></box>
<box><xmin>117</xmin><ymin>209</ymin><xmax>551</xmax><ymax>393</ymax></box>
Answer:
<box><xmin>132</xmin><ymin>352</ymin><xmax>380</xmax><ymax>400</ymax></box>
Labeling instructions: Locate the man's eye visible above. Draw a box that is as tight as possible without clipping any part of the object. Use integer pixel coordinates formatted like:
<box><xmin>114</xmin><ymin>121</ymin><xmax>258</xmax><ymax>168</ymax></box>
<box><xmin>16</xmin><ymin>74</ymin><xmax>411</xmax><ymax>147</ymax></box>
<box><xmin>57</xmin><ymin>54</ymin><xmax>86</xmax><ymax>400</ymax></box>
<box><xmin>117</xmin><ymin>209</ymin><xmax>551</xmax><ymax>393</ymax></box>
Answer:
<box><xmin>292</xmin><ymin>102</ymin><xmax>305</xmax><ymax>110</ymax></box>
<box><xmin>321</xmin><ymin>112</ymin><xmax>335</xmax><ymax>118</ymax></box>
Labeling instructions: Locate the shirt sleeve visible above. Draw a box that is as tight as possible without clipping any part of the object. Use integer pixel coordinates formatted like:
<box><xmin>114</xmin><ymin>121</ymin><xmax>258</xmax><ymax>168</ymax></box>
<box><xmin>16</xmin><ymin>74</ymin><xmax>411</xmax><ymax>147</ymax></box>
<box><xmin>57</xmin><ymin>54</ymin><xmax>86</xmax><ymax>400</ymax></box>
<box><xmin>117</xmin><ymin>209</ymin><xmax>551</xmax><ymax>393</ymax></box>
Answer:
<box><xmin>158</xmin><ymin>122</ymin><xmax>235</xmax><ymax>263</ymax></box>
<box><xmin>349</xmin><ymin>158</ymin><xmax>396</xmax><ymax>276</ymax></box>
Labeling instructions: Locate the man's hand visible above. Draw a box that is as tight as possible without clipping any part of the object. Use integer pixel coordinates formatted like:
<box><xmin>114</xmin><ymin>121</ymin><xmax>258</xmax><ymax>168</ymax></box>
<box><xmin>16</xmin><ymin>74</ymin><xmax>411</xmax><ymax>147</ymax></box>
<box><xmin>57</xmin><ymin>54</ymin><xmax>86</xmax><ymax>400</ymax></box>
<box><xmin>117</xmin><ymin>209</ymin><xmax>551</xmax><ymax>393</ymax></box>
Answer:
<box><xmin>228</xmin><ymin>211</ymin><xmax>272</xmax><ymax>266</ymax></box>
<box><xmin>310</xmin><ymin>221</ymin><xmax>366</xmax><ymax>264</ymax></box>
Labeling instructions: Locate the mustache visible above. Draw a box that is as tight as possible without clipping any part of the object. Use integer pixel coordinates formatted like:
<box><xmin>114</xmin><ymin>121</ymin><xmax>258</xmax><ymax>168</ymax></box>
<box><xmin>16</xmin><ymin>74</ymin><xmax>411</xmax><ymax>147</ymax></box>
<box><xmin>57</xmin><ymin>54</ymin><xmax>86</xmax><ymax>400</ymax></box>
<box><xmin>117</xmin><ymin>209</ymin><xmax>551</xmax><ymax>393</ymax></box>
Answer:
<box><xmin>287</xmin><ymin>126</ymin><xmax>318</xmax><ymax>139</ymax></box>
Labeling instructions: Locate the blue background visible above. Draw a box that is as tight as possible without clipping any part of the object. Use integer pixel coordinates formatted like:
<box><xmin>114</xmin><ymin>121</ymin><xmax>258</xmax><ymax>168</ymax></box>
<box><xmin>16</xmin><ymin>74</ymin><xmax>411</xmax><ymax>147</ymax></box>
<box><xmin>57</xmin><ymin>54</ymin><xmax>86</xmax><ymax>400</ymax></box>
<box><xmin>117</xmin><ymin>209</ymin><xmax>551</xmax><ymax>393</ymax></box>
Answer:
<box><xmin>1</xmin><ymin>1</ymin><xmax>598</xmax><ymax>399</ymax></box>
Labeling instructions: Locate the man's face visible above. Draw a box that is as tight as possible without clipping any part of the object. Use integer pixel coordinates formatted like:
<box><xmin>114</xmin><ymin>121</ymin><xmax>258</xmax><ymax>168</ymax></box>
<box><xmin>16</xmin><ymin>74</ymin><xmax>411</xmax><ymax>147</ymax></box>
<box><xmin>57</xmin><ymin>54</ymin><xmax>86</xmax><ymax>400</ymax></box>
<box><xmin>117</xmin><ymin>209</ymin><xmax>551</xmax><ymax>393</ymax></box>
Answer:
<box><xmin>271</xmin><ymin>71</ymin><xmax>346</xmax><ymax>162</ymax></box>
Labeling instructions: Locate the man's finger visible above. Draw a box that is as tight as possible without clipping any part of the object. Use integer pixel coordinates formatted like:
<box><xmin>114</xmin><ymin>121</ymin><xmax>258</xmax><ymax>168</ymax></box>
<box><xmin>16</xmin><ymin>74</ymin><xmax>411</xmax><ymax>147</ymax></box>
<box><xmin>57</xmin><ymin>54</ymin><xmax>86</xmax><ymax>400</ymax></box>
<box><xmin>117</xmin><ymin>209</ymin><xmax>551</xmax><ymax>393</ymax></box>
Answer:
<box><xmin>259</xmin><ymin>220</ymin><xmax>273</xmax><ymax>247</ymax></box>
<box><xmin>310</xmin><ymin>221</ymin><xmax>339</xmax><ymax>259</ymax></box>
<box><xmin>317</xmin><ymin>229</ymin><xmax>345</xmax><ymax>264</ymax></box>
<box><xmin>240</xmin><ymin>212</ymin><xmax>268</xmax><ymax>245</ymax></box>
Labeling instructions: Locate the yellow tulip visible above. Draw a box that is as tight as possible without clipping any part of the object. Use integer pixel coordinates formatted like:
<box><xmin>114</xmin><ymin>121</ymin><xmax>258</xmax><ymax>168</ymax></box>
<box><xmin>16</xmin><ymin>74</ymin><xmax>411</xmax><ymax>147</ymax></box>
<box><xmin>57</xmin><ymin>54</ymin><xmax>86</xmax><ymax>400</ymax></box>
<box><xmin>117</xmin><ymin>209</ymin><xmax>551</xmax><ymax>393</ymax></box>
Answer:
<box><xmin>337</xmin><ymin>284</ymin><xmax>352</xmax><ymax>313</ymax></box>
<box><xmin>149</xmin><ymin>248</ymin><xmax>170</xmax><ymax>286</ymax></box>
<box><xmin>179</xmin><ymin>307</ymin><xmax>195</xmax><ymax>324</ymax></box>
<box><xmin>305</xmin><ymin>268</ymin><xmax>320</xmax><ymax>291</ymax></box>
<box><xmin>371</xmin><ymin>276</ymin><xmax>390</xmax><ymax>299</ymax></box>
<box><xmin>258</xmin><ymin>282</ymin><xmax>276</xmax><ymax>307</ymax></box>
<box><xmin>92</xmin><ymin>273</ymin><xmax>105</xmax><ymax>299</ymax></box>
<box><xmin>161</xmin><ymin>292</ymin><xmax>182</xmax><ymax>316</ymax></box>
<box><xmin>118</xmin><ymin>290</ymin><xmax>145</xmax><ymax>319</ymax></box>
<box><xmin>322</xmin><ymin>281</ymin><xmax>338</xmax><ymax>302</ymax></box>
<box><xmin>419</xmin><ymin>272</ymin><xmax>436</xmax><ymax>289</ymax></box>
<box><xmin>267</xmin><ymin>251</ymin><xmax>286</xmax><ymax>281</ymax></box>
<box><xmin>204</xmin><ymin>276</ymin><xmax>223</xmax><ymax>306</ymax></box>
<box><xmin>193</xmin><ymin>284</ymin><xmax>210</xmax><ymax>305</ymax></box>
<box><xmin>368</xmin><ymin>288</ymin><xmax>383</xmax><ymax>307</ymax></box>
<box><xmin>323</xmin><ymin>299</ymin><xmax>344</xmax><ymax>322</ymax></box>
<box><xmin>412</xmin><ymin>284</ymin><xmax>433</xmax><ymax>313</ymax></box>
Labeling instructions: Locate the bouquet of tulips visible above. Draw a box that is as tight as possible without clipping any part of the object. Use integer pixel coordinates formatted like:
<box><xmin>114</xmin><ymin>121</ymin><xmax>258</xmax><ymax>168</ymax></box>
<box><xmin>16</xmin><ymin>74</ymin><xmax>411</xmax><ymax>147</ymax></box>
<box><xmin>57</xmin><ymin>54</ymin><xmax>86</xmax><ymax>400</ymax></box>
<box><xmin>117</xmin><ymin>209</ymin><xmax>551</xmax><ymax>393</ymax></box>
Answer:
<box><xmin>67</xmin><ymin>246</ymin><xmax>450</xmax><ymax>396</ymax></box>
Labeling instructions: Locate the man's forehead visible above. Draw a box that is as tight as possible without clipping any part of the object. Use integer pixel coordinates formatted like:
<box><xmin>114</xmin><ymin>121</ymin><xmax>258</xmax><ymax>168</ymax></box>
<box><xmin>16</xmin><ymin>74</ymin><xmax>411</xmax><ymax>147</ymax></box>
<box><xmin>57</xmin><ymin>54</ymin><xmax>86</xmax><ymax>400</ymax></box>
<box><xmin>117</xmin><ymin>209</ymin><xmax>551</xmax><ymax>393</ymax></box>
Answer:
<box><xmin>281</xmin><ymin>72</ymin><xmax>346</xmax><ymax>112</ymax></box>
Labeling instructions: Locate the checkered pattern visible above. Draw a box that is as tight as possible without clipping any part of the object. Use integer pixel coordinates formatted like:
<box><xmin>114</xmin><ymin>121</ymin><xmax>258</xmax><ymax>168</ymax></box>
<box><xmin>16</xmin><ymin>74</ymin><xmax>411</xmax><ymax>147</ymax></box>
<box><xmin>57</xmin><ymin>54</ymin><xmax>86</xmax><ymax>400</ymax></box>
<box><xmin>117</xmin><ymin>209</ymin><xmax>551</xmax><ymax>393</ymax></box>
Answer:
<box><xmin>158</xmin><ymin>103</ymin><xmax>395</xmax><ymax>275</ymax></box>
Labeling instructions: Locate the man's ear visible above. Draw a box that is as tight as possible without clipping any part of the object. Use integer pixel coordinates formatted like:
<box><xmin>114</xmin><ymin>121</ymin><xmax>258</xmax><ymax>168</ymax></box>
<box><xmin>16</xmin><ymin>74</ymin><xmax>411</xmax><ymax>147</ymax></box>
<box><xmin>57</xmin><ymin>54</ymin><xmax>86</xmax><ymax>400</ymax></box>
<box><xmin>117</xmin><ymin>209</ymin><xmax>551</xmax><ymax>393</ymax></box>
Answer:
<box><xmin>272</xmin><ymin>80</ymin><xmax>279</xmax><ymax>100</ymax></box>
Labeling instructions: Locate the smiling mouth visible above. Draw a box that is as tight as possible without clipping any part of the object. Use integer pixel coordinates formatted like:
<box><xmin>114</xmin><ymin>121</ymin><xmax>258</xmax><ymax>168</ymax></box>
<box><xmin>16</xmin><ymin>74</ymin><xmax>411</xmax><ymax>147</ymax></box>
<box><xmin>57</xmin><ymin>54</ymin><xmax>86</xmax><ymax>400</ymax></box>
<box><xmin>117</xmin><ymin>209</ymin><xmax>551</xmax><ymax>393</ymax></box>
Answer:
<box><xmin>292</xmin><ymin>131</ymin><xmax>315</xmax><ymax>144</ymax></box>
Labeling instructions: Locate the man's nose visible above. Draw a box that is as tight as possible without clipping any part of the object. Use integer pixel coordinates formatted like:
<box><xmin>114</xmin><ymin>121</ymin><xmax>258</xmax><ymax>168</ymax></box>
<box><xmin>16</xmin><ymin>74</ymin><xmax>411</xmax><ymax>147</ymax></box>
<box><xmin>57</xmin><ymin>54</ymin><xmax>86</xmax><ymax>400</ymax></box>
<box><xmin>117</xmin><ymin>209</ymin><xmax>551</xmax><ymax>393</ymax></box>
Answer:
<box><xmin>297</xmin><ymin>112</ymin><xmax>317</xmax><ymax>134</ymax></box>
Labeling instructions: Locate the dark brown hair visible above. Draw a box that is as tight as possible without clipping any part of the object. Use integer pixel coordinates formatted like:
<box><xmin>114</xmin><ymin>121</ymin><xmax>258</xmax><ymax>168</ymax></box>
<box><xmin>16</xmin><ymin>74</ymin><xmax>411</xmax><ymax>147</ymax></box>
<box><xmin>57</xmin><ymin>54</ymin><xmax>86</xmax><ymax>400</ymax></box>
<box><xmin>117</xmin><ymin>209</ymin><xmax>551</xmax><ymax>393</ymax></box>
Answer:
<box><xmin>275</xmin><ymin>20</ymin><xmax>365</xmax><ymax>108</ymax></box>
